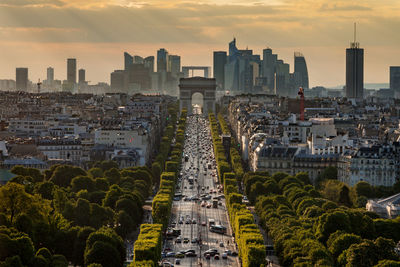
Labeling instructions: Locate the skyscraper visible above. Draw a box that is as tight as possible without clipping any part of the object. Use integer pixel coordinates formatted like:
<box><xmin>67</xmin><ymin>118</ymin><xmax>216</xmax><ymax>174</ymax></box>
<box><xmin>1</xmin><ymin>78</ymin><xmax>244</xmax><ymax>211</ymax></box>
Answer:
<box><xmin>213</xmin><ymin>51</ymin><xmax>227</xmax><ymax>90</ymax></box>
<box><xmin>262</xmin><ymin>48</ymin><xmax>277</xmax><ymax>91</ymax></box>
<box><xmin>345</xmin><ymin>32</ymin><xmax>364</xmax><ymax>99</ymax></box>
<box><xmin>390</xmin><ymin>67</ymin><xmax>400</xmax><ymax>99</ymax></box>
<box><xmin>134</xmin><ymin>55</ymin><xmax>144</xmax><ymax>64</ymax></box>
<box><xmin>275</xmin><ymin>60</ymin><xmax>290</xmax><ymax>97</ymax></box>
<box><xmin>79</xmin><ymin>69</ymin><xmax>86</xmax><ymax>84</ymax></box>
<box><xmin>294</xmin><ymin>52</ymin><xmax>309</xmax><ymax>89</ymax></box>
<box><xmin>124</xmin><ymin>52</ymin><xmax>133</xmax><ymax>71</ymax></box>
<box><xmin>16</xmin><ymin>68</ymin><xmax>28</xmax><ymax>91</ymax></box>
<box><xmin>67</xmin><ymin>58</ymin><xmax>77</xmax><ymax>84</ymax></box>
<box><xmin>47</xmin><ymin>67</ymin><xmax>54</xmax><ymax>84</ymax></box>
<box><xmin>110</xmin><ymin>70</ymin><xmax>125</xmax><ymax>93</ymax></box>
<box><xmin>157</xmin><ymin>48</ymin><xmax>169</xmax><ymax>72</ymax></box>
<box><xmin>144</xmin><ymin>56</ymin><xmax>155</xmax><ymax>73</ymax></box>
<box><xmin>169</xmin><ymin>55</ymin><xmax>181</xmax><ymax>77</ymax></box>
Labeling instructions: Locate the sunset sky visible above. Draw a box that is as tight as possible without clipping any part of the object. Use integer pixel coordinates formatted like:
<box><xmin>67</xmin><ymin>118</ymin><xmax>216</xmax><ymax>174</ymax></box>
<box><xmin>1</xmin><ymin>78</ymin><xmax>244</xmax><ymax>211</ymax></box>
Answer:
<box><xmin>0</xmin><ymin>0</ymin><xmax>400</xmax><ymax>87</ymax></box>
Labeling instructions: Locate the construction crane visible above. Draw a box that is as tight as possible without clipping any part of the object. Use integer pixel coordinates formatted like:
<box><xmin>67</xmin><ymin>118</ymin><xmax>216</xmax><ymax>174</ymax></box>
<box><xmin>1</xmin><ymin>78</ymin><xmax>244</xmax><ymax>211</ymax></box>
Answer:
<box><xmin>298</xmin><ymin>87</ymin><xmax>304</xmax><ymax>121</ymax></box>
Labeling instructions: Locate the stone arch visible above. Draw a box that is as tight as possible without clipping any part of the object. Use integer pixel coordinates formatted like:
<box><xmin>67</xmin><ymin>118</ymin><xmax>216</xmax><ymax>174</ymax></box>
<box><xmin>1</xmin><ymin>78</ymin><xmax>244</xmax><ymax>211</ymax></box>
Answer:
<box><xmin>179</xmin><ymin>77</ymin><xmax>216</xmax><ymax>116</ymax></box>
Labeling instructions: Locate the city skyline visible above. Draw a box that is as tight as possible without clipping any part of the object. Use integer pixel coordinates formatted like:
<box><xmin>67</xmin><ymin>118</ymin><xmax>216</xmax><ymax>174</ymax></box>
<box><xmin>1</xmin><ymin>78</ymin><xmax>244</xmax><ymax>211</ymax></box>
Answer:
<box><xmin>0</xmin><ymin>0</ymin><xmax>400</xmax><ymax>87</ymax></box>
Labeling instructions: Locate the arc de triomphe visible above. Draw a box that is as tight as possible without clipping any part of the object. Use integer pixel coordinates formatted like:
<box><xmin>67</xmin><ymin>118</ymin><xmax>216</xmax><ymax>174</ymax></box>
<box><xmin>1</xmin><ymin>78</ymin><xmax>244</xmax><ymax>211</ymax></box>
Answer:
<box><xmin>179</xmin><ymin>77</ymin><xmax>216</xmax><ymax>116</ymax></box>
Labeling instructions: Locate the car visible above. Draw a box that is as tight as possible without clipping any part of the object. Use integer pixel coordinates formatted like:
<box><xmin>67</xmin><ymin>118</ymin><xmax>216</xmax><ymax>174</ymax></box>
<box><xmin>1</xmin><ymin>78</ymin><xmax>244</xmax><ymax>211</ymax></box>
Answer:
<box><xmin>206</xmin><ymin>203</ymin><xmax>212</xmax><ymax>208</ymax></box>
<box><xmin>183</xmin><ymin>238</ymin><xmax>189</xmax><ymax>243</ymax></box>
<box><xmin>175</xmin><ymin>252</ymin><xmax>185</xmax><ymax>258</ymax></box>
<box><xmin>170</xmin><ymin>222</ymin><xmax>176</xmax><ymax>227</ymax></box>
<box><xmin>184</xmin><ymin>197</ymin><xmax>190</xmax><ymax>201</ymax></box>
<box><xmin>231</xmin><ymin>251</ymin><xmax>238</xmax><ymax>256</ymax></box>
<box><xmin>175</xmin><ymin>237</ymin><xmax>182</xmax><ymax>243</ymax></box>
<box><xmin>222</xmin><ymin>253</ymin><xmax>228</xmax><ymax>259</ymax></box>
<box><xmin>191</xmin><ymin>237</ymin><xmax>198</xmax><ymax>243</ymax></box>
<box><xmin>189</xmin><ymin>185</ymin><xmax>194</xmax><ymax>189</ymax></box>
<box><xmin>175</xmin><ymin>259</ymin><xmax>181</xmax><ymax>265</ymax></box>
<box><xmin>185</xmin><ymin>251</ymin><xmax>197</xmax><ymax>257</ymax></box>
<box><xmin>201</xmin><ymin>201</ymin><xmax>206</xmax><ymax>207</ymax></box>
<box><xmin>185</xmin><ymin>220</ymin><xmax>191</xmax><ymax>224</ymax></box>
<box><xmin>224</xmin><ymin>250</ymin><xmax>232</xmax><ymax>256</ymax></box>
<box><xmin>204</xmin><ymin>254</ymin><xmax>211</xmax><ymax>260</ymax></box>
<box><xmin>203</xmin><ymin>249</ymin><xmax>219</xmax><ymax>256</ymax></box>
<box><xmin>192</xmin><ymin>219</ymin><xmax>196</xmax><ymax>224</ymax></box>
<box><xmin>184</xmin><ymin>249</ymin><xmax>196</xmax><ymax>254</ymax></box>
<box><xmin>214</xmin><ymin>255</ymin><xmax>220</xmax><ymax>260</ymax></box>
<box><xmin>201</xmin><ymin>221</ymin><xmax>206</xmax><ymax>226</ymax></box>
<box><xmin>161</xmin><ymin>252</ymin><xmax>166</xmax><ymax>258</ymax></box>
<box><xmin>219</xmin><ymin>242</ymin><xmax>224</xmax><ymax>247</ymax></box>
<box><xmin>218</xmin><ymin>202</ymin><xmax>222</xmax><ymax>206</ymax></box>
<box><xmin>166</xmin><ymin>252</ymin><xmax>175</xmax><ymax>257</ymax></box>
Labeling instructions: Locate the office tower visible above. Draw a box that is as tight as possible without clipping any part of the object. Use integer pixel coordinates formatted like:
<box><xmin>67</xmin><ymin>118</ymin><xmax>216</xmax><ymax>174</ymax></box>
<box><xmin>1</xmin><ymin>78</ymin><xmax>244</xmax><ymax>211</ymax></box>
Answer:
<box><xmin>124</xmin><ymin>52</ymin><xmax>133</xmax><ymax>71</ymax></box>
<box><xmin>144</xmin><ymin>56</ymin><xmax>155</xmax><ymax>73</ymax></box>
<box><xmin>134</xmin><ymin>55</ymin><xmax>144</xmax><ymax>64</ymax></box>
<box><xmin>79</xmin><ymin>69</ymin><xmax>85</xmax><ymax>84</ymax></box>
<box><xmin>275</xmin><ymin>60</ymin><xmax>290</xmax><ymax>97</ymax></box>
<box><xmin>169</xmin><ymin>55</ymin><xmax>181</xmax><ymax>77</ymax></box>
<box><xmin>157</xmin><ymin>48</ymin><xmax>169</xmax><ymax>72</ymax></box>
<box><xmin>262</xmin><ymin>48</ymin><xmax>277</xmax><ymax>91</ymax></box>
<box><xmin>47</xmin><ymin>67</ymin><xmax>54</xmax><ymax>84</ymax></box>
<box><xmin>110</xmin><ymin>70</ymin><xmax>125</xmax><ymax>92</ymax></box>
<box><xmin>294</xmin><ymin>52</ymin><xmax>309</xmax><ymax>89</ymax></box>
<box><xmin>16</xmin><ymin>68</ymin><xmax>28</xmax><ymax>91</ymax></box>
<box><xmin>67</xmin><ymin>58</ymin><xmax>77</xmax><ymax>84</ymax></box>
<box><xmin>346</xmin><ymin>24</ymin><xmax>364</xmax><ymax>99</ymax></box>
<box><xmin>390</xmin><ymin>66</ymin><xmax>400</xmax><ymax>99</ymax></box>
<box><xmin>213</xmin><ymin>51</ymin><xmax>227</xmax><ymax>90</ymax></box>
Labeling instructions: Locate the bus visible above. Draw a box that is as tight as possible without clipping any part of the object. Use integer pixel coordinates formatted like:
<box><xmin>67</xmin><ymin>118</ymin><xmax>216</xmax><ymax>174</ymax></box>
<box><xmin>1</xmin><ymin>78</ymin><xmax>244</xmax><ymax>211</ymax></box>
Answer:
<box><xmin>210</xmin><ymin>225</ymin><xmax>227</xmax><ymax>234</ymax></box>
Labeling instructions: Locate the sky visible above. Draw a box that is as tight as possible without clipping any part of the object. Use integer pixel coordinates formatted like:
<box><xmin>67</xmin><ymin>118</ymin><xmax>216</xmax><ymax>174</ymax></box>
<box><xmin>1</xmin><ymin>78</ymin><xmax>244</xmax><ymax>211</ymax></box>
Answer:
<box><xmin>0</xmin><ymin>0</ymin><xmax>400</xmax><ymax>87</ymax></box>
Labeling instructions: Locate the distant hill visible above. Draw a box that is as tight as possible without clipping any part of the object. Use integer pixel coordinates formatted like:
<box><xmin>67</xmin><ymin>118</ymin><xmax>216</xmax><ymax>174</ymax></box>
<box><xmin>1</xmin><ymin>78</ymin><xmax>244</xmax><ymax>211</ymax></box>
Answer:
<box><xmin>328</xmin><ymin>83</ymin><xmax>389</xmax><ymax>90</ymax></box>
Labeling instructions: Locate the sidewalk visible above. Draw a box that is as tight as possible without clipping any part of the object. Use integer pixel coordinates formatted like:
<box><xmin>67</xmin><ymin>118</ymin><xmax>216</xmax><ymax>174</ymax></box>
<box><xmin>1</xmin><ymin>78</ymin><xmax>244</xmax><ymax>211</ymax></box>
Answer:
<box><xmin>248</xmin><ymin>207</ymin><xmax>281</xmax><ymax>267</ymax></box>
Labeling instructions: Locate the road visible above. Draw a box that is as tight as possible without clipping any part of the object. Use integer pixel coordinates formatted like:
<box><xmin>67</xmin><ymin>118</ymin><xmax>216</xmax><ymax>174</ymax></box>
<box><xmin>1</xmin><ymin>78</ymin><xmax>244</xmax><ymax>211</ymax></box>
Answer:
<box><xmin>161</xmin><ymin>110</ymin><xmax>239</xmax><ymax>267</ymax></box>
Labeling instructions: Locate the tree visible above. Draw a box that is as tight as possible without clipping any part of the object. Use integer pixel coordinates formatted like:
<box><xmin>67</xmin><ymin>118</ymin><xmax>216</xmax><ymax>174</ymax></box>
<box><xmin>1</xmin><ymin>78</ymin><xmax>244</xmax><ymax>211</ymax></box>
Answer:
<box><xmin>89</xmin><ymin>204</ymin><xmax>114</xmax><ymax>229</ymax></box>
<box><xmin>84</xmin><ymin>228</ymin><xmax>125</xmax><ymax>267</ymax></box>
<box><xmin>0</xmin><ymin>183</ymin><xmax>49</xmax><ymax>224</ymax></box>
<box><xmin>11</xmin><ymin>166</ymin><xmax>44</xmax><ymax>183</ymax></box>
<box><xmin>151</xmin><ymin>162</ymin><xmax>162</xmax><ymax>186</ymax></box>
<box><xmin>316</xmin><ymin>167</ymin><xmax>338</xmax><ymax>186</ymax></box>
<box><xmin>93</xmin><ymin>160</ymin><xmax>119</xmax><ymax>172</ymax></box>
<box><xmin>327</xmin><ymin>232</ymin><xmax>362</xmax><ymax>259</ymax></box>
<box><xmin>115</xmin><ymin>211</ymin><xmax>135</xmax><ymax>239</ymax></box>
<box><xmin>88</xmin><ymin>168</ymin><xmax>104</xmax><ymax>179</ymax></box>
<box><xmin>85</xmin><ymin>241</ymin><xmax>121</xmax><ymax>267</ymax></box>
<box><xmin>73</xmin><ymin>226</ymin><xmax>95</xmax><ymax>266</ymax></box>
<box><xmin>104</xmin><ymin>168</ymin><xmax>121</xmax><ymax>185</ymax></box>
<box><xmin>50</xmin><ymin>166</ymin><xmax>86</xmax><ymax>188</ymax></box>
<box><xmin>95</xmin><ymin>178</ymin><xmax>109</xmax><ymax>192</ymax></box>
<box><xmin>340</xmin><ymin>240</ymin><xmax>378</xmax><ymax>267</ymax></box>
<box><xmin>34</xmin><ymin>181</ymin><xmax>54</xmax><ymax>200</ymax></box>
<box><xmin>316</xmin><ymin>211</ymin><xmax>351</xmax><ymax>243</ymax></box>
<box><xmin>338</xmin><ymin>184</ymin><xmax>353</xmax><ymax>207</ymax></box>
<box><xmin>71</xmin><ymin>176</ymin><xmax>95</xmax><ymax>193</ymax></box>
<box><xmin>296</xmin><ymin>172</ymin><xmax>311</xmax><ymax>185</ymax></box>
<box><xmin>75</xmin><ymin>198</ymin><xmax>91</xmax><ymax>226</ymax></box>
<box><xmin>354</xmin><ymin>181</ymin><xmax>374</xmax><ymax>198</ymax></box>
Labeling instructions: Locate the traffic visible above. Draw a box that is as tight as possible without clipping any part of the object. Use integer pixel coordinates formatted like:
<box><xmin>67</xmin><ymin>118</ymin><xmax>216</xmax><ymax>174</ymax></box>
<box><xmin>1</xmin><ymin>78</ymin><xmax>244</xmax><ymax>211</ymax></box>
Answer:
<box><xmin>160</xmin><ymin>110</ymin><xmax>239</xmax><ymax>267</ymax></box>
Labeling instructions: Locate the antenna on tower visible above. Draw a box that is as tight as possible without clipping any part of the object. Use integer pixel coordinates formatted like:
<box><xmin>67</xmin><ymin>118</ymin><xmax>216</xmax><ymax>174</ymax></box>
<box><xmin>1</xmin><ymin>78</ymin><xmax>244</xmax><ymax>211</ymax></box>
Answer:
<box><xmin>354</xmin><ymin>22</ymin><xmax>356</xmax><ymax>43</ymax></box>
<box><xmin>351</xmin><ymin>22</ymin><xmax>359</xmax><ymax>49</ymax></box>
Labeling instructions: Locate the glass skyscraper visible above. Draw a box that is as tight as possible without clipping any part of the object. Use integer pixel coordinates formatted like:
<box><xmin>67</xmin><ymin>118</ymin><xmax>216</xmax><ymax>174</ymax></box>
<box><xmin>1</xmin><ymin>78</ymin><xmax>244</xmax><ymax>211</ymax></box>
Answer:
<box><xmin>346</xmin><ymin>42</ymin><xmax>364</xmax><ymax>99</ymax></box>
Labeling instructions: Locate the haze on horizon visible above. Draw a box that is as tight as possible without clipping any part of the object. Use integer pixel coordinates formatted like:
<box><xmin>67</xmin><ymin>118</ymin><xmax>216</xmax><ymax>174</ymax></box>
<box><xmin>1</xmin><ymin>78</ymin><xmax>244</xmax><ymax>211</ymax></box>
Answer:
<box><xmin>0</xmin><ymin>0</ymin><xmax>400</xmax><ymax>88</ymax></box>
